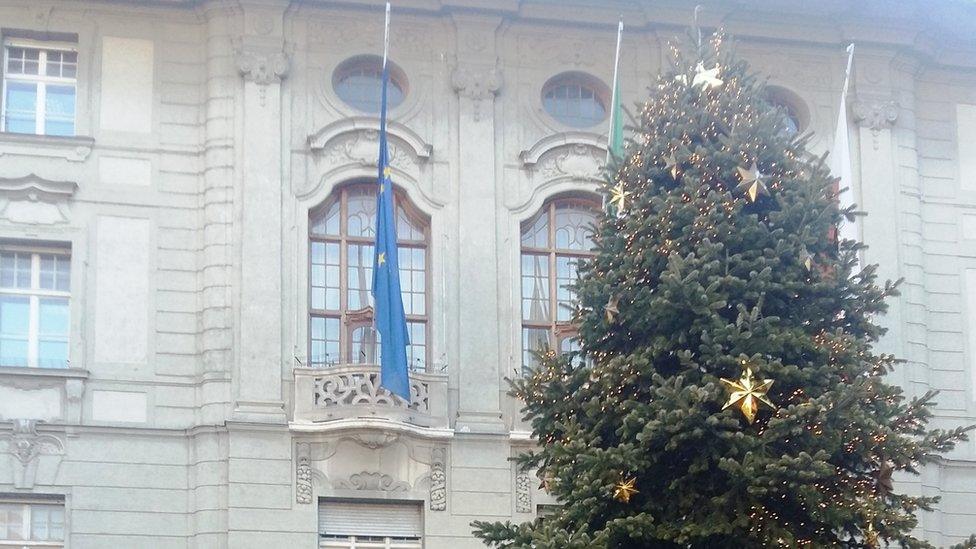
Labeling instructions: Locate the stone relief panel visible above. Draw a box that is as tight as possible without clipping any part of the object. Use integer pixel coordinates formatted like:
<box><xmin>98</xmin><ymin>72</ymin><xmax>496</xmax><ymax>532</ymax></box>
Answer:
<box><xmin>515</xmin><ymin>469</ymin><xmax>532</xmax><ymax>513</ymax></box>
<box><xmin>0</xmin><ymin>420</ymin><xmax>64</xmax><ymax>489</ymax></box>
<box><xmin>296</xmin><ymin>434</ymin><xmax>448</xmax><ymax>507</ymax></box>
<box><xmin>0</xmin><ymin>173</ymin><xmax>77</xmax><ymax>225</ymax></box>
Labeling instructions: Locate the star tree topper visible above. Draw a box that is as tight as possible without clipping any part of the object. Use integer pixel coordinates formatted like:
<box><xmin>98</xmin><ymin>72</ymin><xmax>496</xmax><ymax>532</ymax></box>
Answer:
<box><xmin>721</xmin><ymin>365</ymin><xmax>775</xmax><ymax>424</ymax></box>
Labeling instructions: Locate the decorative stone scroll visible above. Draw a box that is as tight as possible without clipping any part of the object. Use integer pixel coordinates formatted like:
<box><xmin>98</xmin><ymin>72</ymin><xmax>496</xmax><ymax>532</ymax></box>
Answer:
<box><xmin>429</xmin><ymin>447</ymin><xmax>447</xmax><ymax>511</ymax></box>
<box><xmin>236</xmin><ymin>50</ymin><xmax>290</xmax><ymax>106</ymax></box>
<box><xmin>313</xmin><ymin>370</ymin><xmax>429</xmax><ymax>412</ymax></box>
<box><xmin>334</xmin><ymin>471</ymin><xmax>410</xmax><ymax>492</ymax></box>
<box><xmin>451</xmin><ymin>65</ymin><xmax>503</xmax><ymax>122</ymax></box>
<box><xmin>296</xmin><ymin>442</ymin><xmax>313</xmax><ymax>504</ymax></box>
<box><xmin>852</xmin><ymin>99</ymin><xmax>899</xmax><ymax>149</ymax></box>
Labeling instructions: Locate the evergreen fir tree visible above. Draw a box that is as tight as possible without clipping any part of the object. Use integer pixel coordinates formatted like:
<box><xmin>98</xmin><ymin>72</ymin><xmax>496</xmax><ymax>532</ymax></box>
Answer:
<box><xmin>473</xmin><ymin>31</ymin><xmax>973</xmax><ymax>549</ymax></box>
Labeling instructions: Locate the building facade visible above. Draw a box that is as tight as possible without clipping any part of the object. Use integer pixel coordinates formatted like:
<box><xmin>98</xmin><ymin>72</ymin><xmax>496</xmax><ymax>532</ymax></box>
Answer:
<box><xmin>0</xmin><ymin>0</ymin><xmax>974</xmax><ymax>547</ymax></box>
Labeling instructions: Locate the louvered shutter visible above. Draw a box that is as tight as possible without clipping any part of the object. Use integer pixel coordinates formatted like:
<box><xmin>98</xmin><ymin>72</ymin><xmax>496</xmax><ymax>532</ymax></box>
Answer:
<box><xmin>318</xmin><ymin>500</ymin><xmax>422</xmax><ymax>538</ymax></box>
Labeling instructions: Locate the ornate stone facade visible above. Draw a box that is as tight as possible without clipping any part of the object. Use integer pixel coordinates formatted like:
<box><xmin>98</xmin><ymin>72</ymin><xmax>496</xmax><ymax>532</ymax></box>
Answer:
<box><xmin>0</xmin><ymin>1</ymin><xmax>973</xmax><ymax>548</ymax></box>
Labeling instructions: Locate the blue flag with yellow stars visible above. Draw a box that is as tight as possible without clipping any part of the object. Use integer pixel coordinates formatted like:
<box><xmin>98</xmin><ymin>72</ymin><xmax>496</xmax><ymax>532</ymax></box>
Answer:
<box><xmin>372</xmin><ymin>59</ymin><xmax>411</xmax><ymax>401</ymax></box>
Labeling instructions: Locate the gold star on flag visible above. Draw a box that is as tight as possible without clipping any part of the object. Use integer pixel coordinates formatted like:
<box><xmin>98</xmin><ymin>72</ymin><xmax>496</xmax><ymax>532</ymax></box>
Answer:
<box><xmin>613</xmin><ymin>477</ymin><xmax>638</xmax><ymax>503</ymax></box>
<box><xmin>608</xmin><ymin>181</ymin><xmax>630</xmax><ymax>213</ymax></box>
<box><xmin>736</xmin><ymin>162</ymin><xmax>769</xmax><ymax>203</ymax></box>
<box><xmin>721</xmin><ymin>365</ymin><xmax>775</xmax><ymax>424</ymax></box>
<box><xmin>377</xmin><ymin>252</ymin><xmax>386</xmax><ymax>266</ymax></box>
<box><xmin>383</xmin><ymin>166</ymin><xmax>392</xmax><ymax>177</ymax></box>
<box><xmin>691</xmin><ymin>61</ymin><xmax>723</xmax><ymax>89</ymax></box>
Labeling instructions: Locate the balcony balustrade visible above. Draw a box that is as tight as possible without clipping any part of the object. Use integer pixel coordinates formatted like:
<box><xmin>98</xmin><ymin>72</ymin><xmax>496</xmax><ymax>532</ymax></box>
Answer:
<box><xmin>293</xmin><ymin>363</ymin><xmax>448</xmax><ymax>430</ymax></box>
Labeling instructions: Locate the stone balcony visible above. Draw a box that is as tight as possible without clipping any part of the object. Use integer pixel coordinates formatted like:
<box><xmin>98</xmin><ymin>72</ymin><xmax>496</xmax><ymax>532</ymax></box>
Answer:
<box><xmin>292</xmin><ymin>365</ymin><xmax>449</xmax><ymax>431</ymax></box>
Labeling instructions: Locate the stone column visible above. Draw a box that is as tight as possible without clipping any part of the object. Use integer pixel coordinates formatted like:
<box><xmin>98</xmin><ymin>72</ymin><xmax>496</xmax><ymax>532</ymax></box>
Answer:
<box><xmin>451</xmin><ymin>15</ymin><xmax>506</xmax><ymax>434</ymax></box>
<box><xmin>232</xmin><ymin>6</ymin><xmax>290</xmax><ymax>423</ymax></box>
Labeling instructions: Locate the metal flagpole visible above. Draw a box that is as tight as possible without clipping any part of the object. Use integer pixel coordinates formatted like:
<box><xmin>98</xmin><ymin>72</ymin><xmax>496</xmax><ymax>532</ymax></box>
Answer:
<box><xmin>382</xmin><ymin>2</ymin><xmax>391</xmax><ymax>70</ymax></box>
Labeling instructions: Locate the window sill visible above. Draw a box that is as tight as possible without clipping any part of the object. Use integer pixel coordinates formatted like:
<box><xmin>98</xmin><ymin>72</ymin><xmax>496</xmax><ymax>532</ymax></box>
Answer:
<box><xmin>0</xmin><ymin>365</ymin><xmax>89</xmax><ymax>380</ymax></box>
<box><xmin>0</xmin><ymin>131</ymin><xmax>94</xmax><ymax>162</ymax></box>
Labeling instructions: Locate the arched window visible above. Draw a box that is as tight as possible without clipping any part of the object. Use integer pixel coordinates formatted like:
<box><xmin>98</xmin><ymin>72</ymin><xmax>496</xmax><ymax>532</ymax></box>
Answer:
<box><xmin>309</xmin><ymin>184</ymin><xmax>429</xmax><ymax>371</ymax></box>
<box><xmin>520</xmin><ymin>197</ymin><xmax>599</xmax><ymax>372</ymax></box>
<box><xmin>541</xmin><ymin>72</ymin><xmax>609</xmax><ymax>128</ymax></box>
<box><xmin>332</xmin><ymin>55</ymin><xmax>407</xmax><ymax>113</ymax></box>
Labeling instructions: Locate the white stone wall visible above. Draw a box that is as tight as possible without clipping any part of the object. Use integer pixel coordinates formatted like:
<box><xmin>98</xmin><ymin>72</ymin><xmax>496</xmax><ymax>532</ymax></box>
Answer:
<box><xmin>0</xmin><ymin>1</ymin><xmax>972</xmax><ymax>548</ymax></box>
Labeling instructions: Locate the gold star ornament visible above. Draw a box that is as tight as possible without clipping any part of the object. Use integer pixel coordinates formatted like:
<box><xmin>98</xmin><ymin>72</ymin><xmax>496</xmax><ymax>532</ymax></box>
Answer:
<box><xmin>605</xmin><ymin>295</ymin><xmax>620</xmax><ymax>323</ymax></box>
<box><xmin>607</xmin><ymin>181</ymin><xmax>630</xmax><ymax>213</ymax></box>
<box><xmin>736</xmin><ymin>162</ymin><xmax>769</xmax><ymax>203</ymax></box>
<box><xmin>613</xmin><ymin>477</ymin><xmax>638</xmax><ymax>503</ymax></box>
<box><xmin>664</xmin><ymin>152</ymin><xmax>680</xmax><ymax>180</ymax></box>
<box><xmin>721</xmin><ymin>365</ymin><xmax>775</xmax><ymax>424</ymax></box>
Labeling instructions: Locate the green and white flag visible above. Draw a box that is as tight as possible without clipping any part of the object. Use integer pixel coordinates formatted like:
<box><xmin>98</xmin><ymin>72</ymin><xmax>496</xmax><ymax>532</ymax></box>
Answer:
<box><xmin>605</xmin><ymin>21</ymin><xmax>625</xmax><ymax>217</ymax></box>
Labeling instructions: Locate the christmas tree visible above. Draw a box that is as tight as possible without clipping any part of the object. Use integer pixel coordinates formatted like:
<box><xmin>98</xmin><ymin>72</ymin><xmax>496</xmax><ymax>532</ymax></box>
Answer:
<box><xmin>473</xmin><ymin>32</ymin><xmax>973</xmax><ymax>548</ymax></box>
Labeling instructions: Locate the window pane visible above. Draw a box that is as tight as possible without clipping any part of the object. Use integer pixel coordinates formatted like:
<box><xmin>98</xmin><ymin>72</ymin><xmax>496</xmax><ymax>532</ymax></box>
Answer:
<box><xmin>334</xmin><ymin>58</ymin><xmax>406</xmax><ymax>113</ymax></box>
<box><xmin>30</xmin><ymin>504</ymin><xmax>64</xmax><ymax>541</ymax></box>
<box><xmin>0</xmin><ymin>503</ymin><xmax>26</xmax><ymax>540</ymax></box>
<box><xmin>39</xmin><ymin>297</ymin><xmax>69</xmax><ymax>368</ymax></box>
<box><xmin>44</xmin><ymin>85</ymin><xmax>75</xmax><ymax>136</ymax></box>
<box><xmin>554</xmin><ymin>203</ymin><xmax>597</xmax><ymax>251</ymax></box>
<box><xmin>351</xmin><ymin>325</ymin><xmax>380</xmax><ymax>364</ymax></box>
<box><xmin>399</xmin><ymin>247</ymin><xmax>425</xmax><ymax>316</ymax></box>
<box><xmin>543</xmin><ymin>78</ymin><xmax>607</xmax><ymax>128</ymax></box>
<box><xmin>0</xmin><ymin>296</ymin><xmax>29</xmax><ymax>367</ymax></box>
<box><xmin>396</xmin><ymin>204</ymin><xmax>425</xmax><ymax>241</ymax></box>
<box><xmin>522</xmin><ymin>328</ymin><xmax>550</xmax><ymax>374</ymax></box>
<box><xmin>311</xmin><ymin>201</ymin><xmax>340</xmax><ymax>236</ymax></box>
<box><xmin>39</xmin><ymin>254</ymin><xmax>69</xmax><ymax>291</ymax></box>
<box><xmin>521</xmin><ymin>211</ymin><xmax>549</xmax><ymax>248</ymax></box>
<box><xmin>555</xmin><ymin>256</ymin><xmax>580</xmax><ymax>322</ymax></box>
<box><xmin>521</xmin><ymin>254</ymin><xmax>549</xmax><ymax>322</ymax></box>
<box><xmin>310</xmin><ymin>316</ymin><xmax>340</xmax><ymax>366</ymax></box>
<box><xmin>407</xmin><ymin>321</ymin><xmax>425</xmax><ymax>371</ymax></box>
<box><xmin>347</xmin><ymin>243</ymin><xmax>374</xmax><ymax>311</ymax></box>
<box><xmin>311</xmin><ymin>242</ymin><xmax>340</xmax><ymax>311</ymax></box>
<box><xmin>346</xmin><ymin>190</ymin><xmax>377</xmax><ymax>238</ymax></box>
<box><xmin>4</xmin><ymin>81</ymin><xmax>38</xmax><ymax>134</ymax></box>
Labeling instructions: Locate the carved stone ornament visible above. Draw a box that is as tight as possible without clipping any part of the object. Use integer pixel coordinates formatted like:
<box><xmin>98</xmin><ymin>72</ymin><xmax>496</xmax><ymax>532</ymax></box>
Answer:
<box><xmin>451</xmin><ymin>65</ymin><xmax>503</xmax><ymax>122</ymax></box>
<box><xmin>429</xmin><ymin>447</ymin><xmax>447</xmax><ymax>511</ymax></box>
<box><xmin>314</xmin><ymin>370</ymin><xmax>429</xmax><ymax>412</ymax></box>
<box><xmin>334</xmin><ymin>471</ymin><xmax>410</xmax><ymax>492</ymax></box>
<box><xmin>852</xmin><ymin>99</ymin><xmax>899</xmax><ymax>149</ymax></box>
<box><xmin>296</xmin><ymin>442</ymin><xmax>313</xmax><ymax>504</ymax></box>
<box><xmin>236</xmin><ymin>50</ymin><xmax>290</xmax><ymax>106</ymax></box>
<box><xmin>537</xmin><ymin>143</ymin><xmax>603</xmax><ymax>183</ymax></box>
<box><xmin>322</xmin><ymin>130</ymin><xmax>417</xmax><ymax>174</ymax></box>
<box><xmin>515</xmin><ymin>470</ymin><xmax>532</xmax><ymax>513</ymax></box>
<box><xmin>1</xmin><ymin>419</ymin><xmax>64</xmax><ymax>489</ymax></box>
<box><xmin>0</xmin><ymin>173</ymin><xmax>78</xmax><ymax>225</ymax></box>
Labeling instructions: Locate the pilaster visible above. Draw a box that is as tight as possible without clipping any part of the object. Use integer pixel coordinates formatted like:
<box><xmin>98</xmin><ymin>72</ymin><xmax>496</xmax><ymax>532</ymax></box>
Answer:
<box><xmin>451</xmin><ymin>14</ymin><xmax>506</xmax><ymax>434</ymax></box>
<box><xmin>232</xmin><ymin>2</ymin><xmax>290</xmax><ymax>423</ymax></box>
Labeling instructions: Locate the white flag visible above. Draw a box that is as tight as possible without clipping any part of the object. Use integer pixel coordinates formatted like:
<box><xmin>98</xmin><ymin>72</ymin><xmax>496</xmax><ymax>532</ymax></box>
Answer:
<box><xmin>830</xmin><ymin>44</ymin><xmax>857</xmax><ymax>262</ymax></box>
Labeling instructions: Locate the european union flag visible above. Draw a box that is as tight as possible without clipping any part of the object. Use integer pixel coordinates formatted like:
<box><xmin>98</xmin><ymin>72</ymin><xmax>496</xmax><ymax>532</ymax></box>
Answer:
<box><xmin>372</xmin><ymin>58</ymin><xmax>411</xmax><ymax>401</ymax></box>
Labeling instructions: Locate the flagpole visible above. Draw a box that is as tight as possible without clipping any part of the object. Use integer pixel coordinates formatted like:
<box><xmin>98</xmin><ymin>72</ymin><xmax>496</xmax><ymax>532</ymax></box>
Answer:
<box><xmin>606</xmin><ymin>19</ymin><xmax>623</xmax><ymax>165</ymax></box>
<box><xmin>382</xmin><ymin>2</ymin><xmax>391</xmax><ymax>70</ymax></box>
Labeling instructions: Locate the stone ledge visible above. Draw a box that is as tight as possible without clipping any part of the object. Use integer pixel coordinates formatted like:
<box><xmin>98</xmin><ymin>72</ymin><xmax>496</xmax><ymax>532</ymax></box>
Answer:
<box><xmin>0</xmin><ymin>132</ymin><xmax>95</xmax><ymax>162</ymax></box>
<box><xmin>0</xmin><ymin>366</ymin><xmax>89</xmax><ymax>381</ymax></box>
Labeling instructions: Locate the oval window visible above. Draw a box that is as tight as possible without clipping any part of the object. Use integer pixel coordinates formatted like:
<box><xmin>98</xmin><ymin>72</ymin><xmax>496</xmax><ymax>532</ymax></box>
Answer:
<box><xmin>332</xmin><ymin>55</ymin><xmax>407</xmax><ymax>113</ymax></box>
<box><xmin>541</xmin><ymin>72</ymin><xmax>609</xmax><ymax>128</ymax></box>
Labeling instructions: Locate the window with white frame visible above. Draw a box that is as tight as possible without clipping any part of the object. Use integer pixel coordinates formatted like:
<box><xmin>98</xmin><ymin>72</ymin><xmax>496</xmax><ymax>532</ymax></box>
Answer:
<box><xmin>0</xmin><ymin>246</ymin><xmax>70</xmax><ymax>369</ymax></box>
<box><xmin>2</xmin><ymin>38</ymin><xmax>77</xmax><ymax>136</ymax></box>
<box><xmin>0</xmin><ymin>498</ymin><xmax>65</xmax><ymax>548</ymax></box>
<box><xmin>520</xmin><ymin>197</ymin><xmax>599</xmax><ymax>373</ymax></box>
<box><xmin>318</xmin><ymin>499</ymin><xmax>422</xmax><ymax>549</ymax></box>
<box><xmin>308</xmin><ymin>183</ymin><xmax>429</xmax><ymax>371</ymax></box>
